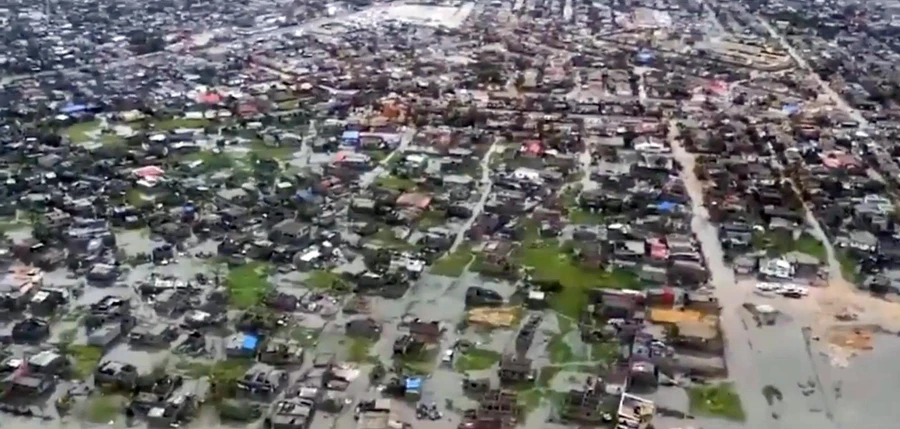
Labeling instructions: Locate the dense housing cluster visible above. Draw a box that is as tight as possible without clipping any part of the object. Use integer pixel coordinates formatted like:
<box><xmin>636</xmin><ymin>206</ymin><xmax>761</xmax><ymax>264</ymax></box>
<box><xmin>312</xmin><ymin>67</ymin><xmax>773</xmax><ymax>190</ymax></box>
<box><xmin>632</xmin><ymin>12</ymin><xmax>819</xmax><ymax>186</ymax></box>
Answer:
<box><xmin>0</xmin><ymin>0</ymin><xmax>898</xmax><ymax>428</ymax></box>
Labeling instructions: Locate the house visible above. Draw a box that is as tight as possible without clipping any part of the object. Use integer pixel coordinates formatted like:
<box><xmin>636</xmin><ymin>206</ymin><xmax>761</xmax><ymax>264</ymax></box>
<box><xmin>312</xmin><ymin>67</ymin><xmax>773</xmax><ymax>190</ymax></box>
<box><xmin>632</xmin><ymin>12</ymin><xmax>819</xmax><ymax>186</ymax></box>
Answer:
<box><xmin>785</xmin><ymin>251</ymin><xmax>821</xmax><ymax>280</ymax></box>
<box><xmin>237</xmin><ymin>364</ymin><xmax>288</xmax><ymax>400</ymax></box>
<box><xmin>129</xmin><ymin>324</ymin><xmax>179</xmax><ymax>347</ymax></box>
<box><xmin>465</xmin><ymin>287</ymin><xmax>504</xmax><ymax>307</ymax></box>
<box><xmin>226</xmin><ymin>333</ymin><xmax>261</xmax><ymax>358</ymax></box>
<box><xmin>27</xmin><ymin>350</ymin><xmax>69</xmax><ymax>376</ymax></box>
<box><xmin>95</xmin><ymin>360</ymin><xmax>139</xmax><ymax>388</ymax></box>
<box><xmin>345</xmin><ymin>318</ymin><xmax>382</xmax><ymax>340</ymax></box>
<box><xmin>392</xmin><ymin>335</ymin><xmax>424</xmax><ymax>357</ymax></box>
<box><xmin>29</xmin><ymin>288</ymin><xmax>67</xmax><ymax>315</ymax></box>
<box><xmin>129</xmin><ymin>375</ymin><xmax>184</xmax><ymax>413</ymax></box>
<box><xmin>515</xmin><ymin>315</ymin><xmax>541</xmax><ymax>354</ymax></box>
<box><xmin>355</xmin><ymin>399</ymin><xmax>398</xmax><ymax>429</ymax></box>
<box><xmin>0</xmin><ymin>265</ymin><xmax>42</xmax><ymax>308</ymax></box>
<box><xmin>88</xmin><ymin>323</ymin><xmax>124</xmax><ymax>348</ymax></box>
<box><xmin>617</xmin><ymin>393</ymin><xmax>655</xmax><ymax>429</ymax></box>
<box><xmin>497</xmin><ymin>354</ymin><xmax>532</xmax><ymax>384</ymax></box>
<box><xmin>258</xmin><ymin>339</ymin><xmax>305</xmax><ymax>366</ymax></box>
<box><xmin>558</xmin><ymin>378</ymin><xmax>608</xmax><ymax>424</ymax></box>
<box><xmin>269</xmin><ymin>398</ymin><xmax>316</xmax><ymax>429</ymax></box>
<box><xmin>672</xmin><ymin>319</ymin><xmax>722</xmax><ymax>353</ymax></box>
<box><xmin>147</xmin><ymin>394</ymin><xmax>197</xmax><ymax>428</ymax></box>
<box><xmin>11</xmin><ymin>318</ymin><xmax>50</xmax><ymax>343</ymax></box>
<box><xmin>1</xmin><ymin>371</ymin><xmax>55</xmax><ymax>398</ymax></box>
<box><xmin>408</xmin><ymin>320</ymin><xmax>441</xmax><ymax>343</ymax></box>
<box><xmin>269</xmin><ymin>220</ymin><xmax>311</xmax><ymax>246</ymax></box>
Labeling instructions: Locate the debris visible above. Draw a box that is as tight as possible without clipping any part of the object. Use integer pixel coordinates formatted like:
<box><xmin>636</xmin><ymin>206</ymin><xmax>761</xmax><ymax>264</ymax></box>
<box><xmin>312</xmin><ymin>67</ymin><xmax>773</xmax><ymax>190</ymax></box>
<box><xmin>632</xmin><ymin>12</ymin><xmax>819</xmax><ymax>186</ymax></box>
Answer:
<box><xmin>466</xmin><ymin>306</ymin><xmax>521</xmax><ymax>328</ymax></box>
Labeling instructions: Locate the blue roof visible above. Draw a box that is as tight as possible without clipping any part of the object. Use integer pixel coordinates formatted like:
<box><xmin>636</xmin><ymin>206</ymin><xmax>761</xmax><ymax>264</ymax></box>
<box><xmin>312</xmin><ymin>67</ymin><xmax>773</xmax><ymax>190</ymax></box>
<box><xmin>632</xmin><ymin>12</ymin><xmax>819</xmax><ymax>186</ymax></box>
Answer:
<box><xmin>405</xmin><ymin>377</ymin><xmax>423</xmax><ymax>391</ymax></box>
<box><xmin>782</xmin><ymin>104</ymin><xmax>800</xmax><ymax>115</ymax></box>
<box><xmin>342</xmin><ymin>130</ymin><xmax>361</xmax><ymax>140</ymax></box>
<box><xmin>60</xmin><ymin>104</ymin><xmax>88</xmax><ymax>114</ymax></box>
<box><xmin>635</xmin><ymin>50</ymin><xmax>655</xmax><ymax>62</ymax></box>
<box><xmin>658</xmin><ymin>201</ymin><xmax>676</xmax><ymax>212</ymax></box>
<box><xmin>295</xmin><ymin>189</ymin><xmax>315</xmax><ymax>201</ymax></box>
<box><xmin>242</xmin><ymin>334</ymin><xmax>259</xmax><ymax>350</ymax></box>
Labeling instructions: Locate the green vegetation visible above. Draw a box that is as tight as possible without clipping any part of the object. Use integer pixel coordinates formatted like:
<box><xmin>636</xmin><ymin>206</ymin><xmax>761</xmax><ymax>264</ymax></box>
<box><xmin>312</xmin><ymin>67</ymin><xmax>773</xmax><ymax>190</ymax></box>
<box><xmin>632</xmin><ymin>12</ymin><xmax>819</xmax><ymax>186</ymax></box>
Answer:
<box><xmin>537</xmin><ymin>366</ymin><xmax>562</xmax><ymax>387</ymax></box>
<box><xmin>63</xmin><ymin>120</ymin><xmax>101</xmax><ymax>143</ymax></box>
<box><xmin>175</xmin><ymin>359</ymin><xmax>253</xmax><ymax>401</ymax></box>
<box><xmin>375</xmin><ymin>175</ymin><xmax>416</xmax><ymax>191</ymax></box>
<box><xmin>548</xmin><ymin>334</ymin><xmax>579</xmax><ymax>364</ymax></box>
<box><xmin>688</xmin><ymin>383</ymin><xmax>746</xmax><ymax>421</ymax></box>
<box><xmin>287</xmin><ymin>326</ymin><xmax>322</xmax><ymax>348</ymax></box>
<box><xmin>347</xmin><ymin>337</ymin><xmax>377</xmax><ymax>364</ymax></box>
<box><xmin>516</xmin><ymin>233</ymin><xmax>640</xmax><ymax>326</ymax></box>
<box><xmin>395</xmin><ymin>347</ymin><xmax>437</xmax><ymax>375</ymax></box>
<box><xmin>430</xmin><ymin>248</ymin><xmax>474</xmax><ymax>277</ymax></box>
<box><xmin>84</xmin><ymin>394</ymin><xmax>126</xmax><ymax>423</ymax></box>
<box><xmin>306</xmin><ymin>269</ymin><xmax>349</xmax><ymax>291</ymax></box>
<box><xmin>176</xmin><ymin>359</ymin><xmax>252</xmax><ymax>379</ymax></box>
<box><xmin>184</xmin><ymin>151</ymin><xmax>235</xmax><ymax>171</ymax></box>
<box><xmin>454</xmin><ymin>348</ymin><xmax>501</xmax><ymax>372</ymax></box>
<box><xmin>68</xmin><ymin>345</ymin><xmax>104</xmax><ymax>379</ymax></box>
<box><xmin>277</xmin><ymin>100</ymin><xmax>299</xmax><ymax>110</ymax></box>
<box><xmin>837</xmin><ymin>250</ymin><xmax>862</xmax><ymax>283</ymax></box>
<box><xmin>125</xmin><ymin>188</ymin><xmax>153</xmax><ymax>208</ymax></box>
<box><xmin>568</xmin><ymin>208</ymin><xmax>605</xmax><ymax>225</ymax></box>
<box><xmin>371</xmin><ymin>228</ymin><xmax>415</xmax><ymax>250</ymax></box>
<box><xmin>250</xmin><ymin>139</ymin><xmax>298</xmax><ymax>160</ymax></box>
<box><xmin>153</xmin><ymin>117</ymin><xmax>211</xmax><ymax>130</ymax></box>
<box><xmin>753</xmin><ymin>231</ymin><xmax>826</xmax><ymax>260</ymax></box>
<box><xmin>517</xmin><ymin>388</ymin><xmax>544</xmax><ymax>411</ymax></box>
<box><xmin>226</xmin><ymin>262</ymin><xmax>273</xmax><ymax>308</ymax></box>
<box><xmin>590</xmin><ymin>341</ymin><xmax>620</xmax><ymax>365</ymax></box>
<box><xmin>417</xmin><ymin>210</ymin><xmax>447</xmax><ymax>231</ymax></box>
<box><xmin>0</xmin><ymin>215</ymin><xmax>27</xmax><ymax>233</ymax></box>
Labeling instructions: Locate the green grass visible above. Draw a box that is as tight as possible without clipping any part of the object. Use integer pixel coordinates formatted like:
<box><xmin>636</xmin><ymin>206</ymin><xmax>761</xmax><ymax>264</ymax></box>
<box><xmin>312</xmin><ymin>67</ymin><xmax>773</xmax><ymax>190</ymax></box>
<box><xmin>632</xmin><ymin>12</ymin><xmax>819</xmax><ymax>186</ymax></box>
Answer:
<box><xmin>537</xmin><ymin>366</ymin><xmax>562</xmax><ymax>387</ymax></box>
<box><xmin>371</xmin><ymin>228</ymin><xmax>415</xmax><ymax>250</ymax></box>
<box><xmin>454</xmin><ymin>348</ymin><xmax>501</xmax><ymax>372</ymax></box>
<box><xmin>366</xmin><ymin>149</ymin><xmax>391</xmax><ymax>163</ymax></box>
<box><xmin>836</xmin><ymin>250</ymin><xmax>861</xmax><ymax>283</ymax></box>
<box><xmin>276</xmin><ymin>100</ymin><xmax>299</xmax><ymax>110</ymax></box>
<box><xmin>417</xmin><ymin>210</ymin><xmax>447</xmax><ymax>231</ymax></box>
<box><xmin>397</xmin><ymin>348</ymin><xmax>437</xmax><ymax>375</ymax></box>
<box><xmin>375</xmin><ymin>175</ymin><xmax>416</xmax><ymax>191</ymax></box>
<box><xmin>306</xmin><ymin>269</ymin><xmax>349</xmax><ymax>291</ymax></box>
<box><xmin>590</xmin><ymin>342</ymin><xmax>620</xmax><ymax>365</ymax></box>
<box><xmin>249</xmin><ymin>139</ymin><xmax>298</xmax><ymax>160</ymax></box>
<box><xmin>125</xmin><ymin>188</ymin><xmax>153</xmax><ymax>208</ymax></box>
<box><xmin>0</xmin><ymin>216</ymin><xmax>27</xmax><ymax>233</ymax></box>
<box><xmin>517</xmin><ymin>388</ymin><xmax>544</xmax><ymax>411</ymax></box>
<box><xmin>523</xmin><ymin>239</ymin><xmax>639</xmax><ymax>323</ymax></box>
<box><xmin>175</xmin><ymin>358</ymin><xmax>253</xmax><ymax>401</ymax></box>
<box><xmin>568</xmin><ymin>208</ymin><xmax>605</xmax><ymax>225</ymax></box>
<box><xmin>688</xmin><ymin>383</ymin><xmax>746</xmax><ymax>421</ymax></box>
<box><xmin>183</xmin><ymin>151</ymin><xmax>235</xmax><ymax>171</ymax></box>
<box><xmin>753</xmin><ymin>231</ymin><xmax>826</xmax><ymax>260</ymax></box>
<box><xmin>548</xmin><ymin>334</ymin><xmax>578</xmax><ymax>364</ymax></box>
<box><xmin>68</xmin><ymin>345</ymin><xmax>104</xmax><ymax>379</ymax></box>
<box><xmin>84</xmin><ymin>394</ymin><xmax>126</xmax><ymax>423</ymax></box>
<box><xmin>176</xmin><ymin>359</ymin><xmax>252</xmax><ymax>380</ymax></box>
<box><xmin>63</xmin><ymin>120</ymin><xmax>101</xmax><ymax>143</ymax></box>
<box><xmin>287</xmin><ymin>326</ymin><xmax>322</xmax><ymax>348</ymax></box>
<box><xmin>154</xmin><ymin>118</ymin><xmax>211</xmax><ymax>130</ymax></box>
<box><xmin>226</xmin><ymin>262</ymin><xmax>273</xmax><ymax>308</ymax></box>
<box><xmin>347</xmin><ymin>337</ymin><xmax>377</xmax><ymax>363</ymax></box>
<box><xmin>430</xmin><ymin>248</ymin><xmax>474</xmax><ymax>277</ymax></box>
